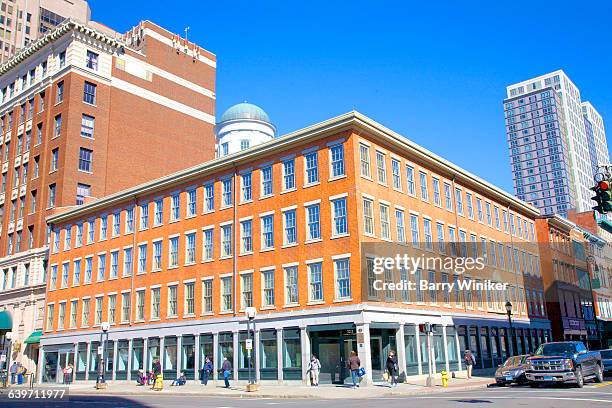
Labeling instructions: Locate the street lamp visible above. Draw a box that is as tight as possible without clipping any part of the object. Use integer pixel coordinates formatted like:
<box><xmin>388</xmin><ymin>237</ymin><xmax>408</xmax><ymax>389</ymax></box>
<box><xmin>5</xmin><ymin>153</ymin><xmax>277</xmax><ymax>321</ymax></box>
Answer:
<box><xmin>505</xmin><ymin>301</ymin><xmax>517</xmax><ymax>356</ymax></box>
<box><xmin>245</xmin><ymin>307</ymin><xmax>258</xmax><ymax>392</ymax></box>
<box><xmin>96</xmin><ymin>322</ymin><xmax>110</xmax><ymax>389</ymax></box>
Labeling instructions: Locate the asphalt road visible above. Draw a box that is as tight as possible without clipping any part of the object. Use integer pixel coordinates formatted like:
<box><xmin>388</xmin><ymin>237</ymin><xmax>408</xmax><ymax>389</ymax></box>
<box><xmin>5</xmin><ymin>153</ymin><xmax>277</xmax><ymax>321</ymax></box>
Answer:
<box><xmin>2</xmin><ymin>382</ymin><xmax>611</xmax><ymax>408</ymax></box>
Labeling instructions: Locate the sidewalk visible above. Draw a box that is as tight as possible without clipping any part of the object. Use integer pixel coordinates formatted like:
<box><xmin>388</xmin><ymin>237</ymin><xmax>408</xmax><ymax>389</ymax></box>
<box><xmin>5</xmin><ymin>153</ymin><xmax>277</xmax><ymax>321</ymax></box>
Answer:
<box><xmin>29</xmin><ymin>373</ymin><xmax>494</xmax><ymax>399</ymax></box>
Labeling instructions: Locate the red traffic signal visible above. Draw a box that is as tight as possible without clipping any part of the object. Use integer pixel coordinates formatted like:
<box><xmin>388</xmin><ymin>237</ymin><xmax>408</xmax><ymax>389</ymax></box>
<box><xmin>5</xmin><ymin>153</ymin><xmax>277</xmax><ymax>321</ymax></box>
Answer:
<box><xmin>598</xmin><ymin>180</ymin><xmax>609</xmax><ymax>190</ymax></box>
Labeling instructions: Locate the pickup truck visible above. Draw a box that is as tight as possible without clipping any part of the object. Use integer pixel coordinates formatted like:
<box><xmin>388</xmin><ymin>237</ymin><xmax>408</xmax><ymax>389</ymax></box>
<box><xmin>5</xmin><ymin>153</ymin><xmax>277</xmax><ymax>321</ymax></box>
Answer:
<box><xmin>525</xmin><ymin>341</ymin><xmax>603</xmax><ymax>388</ymax></box>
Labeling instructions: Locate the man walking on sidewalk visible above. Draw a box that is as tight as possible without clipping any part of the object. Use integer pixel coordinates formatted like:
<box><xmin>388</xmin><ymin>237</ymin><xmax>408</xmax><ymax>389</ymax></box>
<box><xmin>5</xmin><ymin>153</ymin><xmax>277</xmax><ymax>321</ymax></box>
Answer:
<box><xmin>464</xmin><ymin>350</ymin><xmax>476</xmax><ymax>379</ymax></box>
<box><xmin>221</xmin><ymin>357</ymin><xmax>232</xmax><ymax>388</ymax></box>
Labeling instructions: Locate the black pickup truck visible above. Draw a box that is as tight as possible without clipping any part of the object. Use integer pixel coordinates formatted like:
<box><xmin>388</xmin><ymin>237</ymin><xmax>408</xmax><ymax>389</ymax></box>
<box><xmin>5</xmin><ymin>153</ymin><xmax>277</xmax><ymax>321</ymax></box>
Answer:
<box><xmin>525</xmin><ymin>341</ymin><xmax>603</xmax><ymax>388</ymax></box>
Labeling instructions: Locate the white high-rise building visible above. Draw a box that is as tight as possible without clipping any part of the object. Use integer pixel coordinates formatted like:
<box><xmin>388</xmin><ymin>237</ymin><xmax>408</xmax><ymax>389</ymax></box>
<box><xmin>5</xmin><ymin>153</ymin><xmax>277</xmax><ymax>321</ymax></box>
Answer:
<box><xmin>504</xmin><ymin>70</ymin><xmax>609</xmax><ymax>215</ymax></box>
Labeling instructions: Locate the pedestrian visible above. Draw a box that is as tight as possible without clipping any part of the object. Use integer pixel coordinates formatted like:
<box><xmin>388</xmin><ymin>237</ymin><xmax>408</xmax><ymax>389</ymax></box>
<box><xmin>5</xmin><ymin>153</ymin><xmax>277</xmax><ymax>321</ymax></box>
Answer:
<box><xmin>17</xmin><ymin>363</ymin><xmax>26</xmax><ymax>385</ymax></box>
<box><xmin>385</xmin><ymin>350</ymin><xmax>399</xmax><ymax>387</ymax></box>
<box><xmin>221</xmin><ymin>356</ymin><xmax>232</xmax><ymax>388</ymax></box>
<box><xmin>147</xmin><ymin>370</ymin><xmax>154</xmax><ymax>385</ymax></box>
<box><xmin>152</xmin><ymin>359</ymin><xmax>163</xmax><ymax>391</ymax></box>
<box><xmin>201</xmin><ymin>356</ymin><xmax>213</xmax><ymax>385</ymax></box>
<box><xmin>63</xmin><ymin>363</ymin><xmax>73</xmax><ymax>384</ymax></box>
<box><xmin>464</xmin><ymin>350</ymin><xmax>476</xmax><ymax>379</ymax></box>
<box><xmin>171</xmin><ymin>371</ymin><xmax>187</xmax><ymax>386</ymax></box>
<box><xmin>9</xmin><ymin>361</ymin><xmax>18</xmax><ymax>384</ymax></box>
<box><xmin>136</xmin><ymin>369</ymin><xmax>146</xmax><ymax>386</ymax></box>
<box><xmin>308</xmin><ymin>355</ymin><xmax>321</xmax><ymax>386</ymax></box>
<box><xmin>347</xmin><ymin>351</ymin><xmax>361</xmax><ymax>388</ymax></box>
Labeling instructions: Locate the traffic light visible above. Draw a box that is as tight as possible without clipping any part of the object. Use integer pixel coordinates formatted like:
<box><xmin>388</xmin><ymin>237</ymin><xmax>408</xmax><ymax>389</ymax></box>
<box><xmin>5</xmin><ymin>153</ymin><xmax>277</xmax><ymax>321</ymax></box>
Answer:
<box><xmin>591</xmin><ymin>180</ymin><xmax>612</xmax><ymax>214</ymax></box>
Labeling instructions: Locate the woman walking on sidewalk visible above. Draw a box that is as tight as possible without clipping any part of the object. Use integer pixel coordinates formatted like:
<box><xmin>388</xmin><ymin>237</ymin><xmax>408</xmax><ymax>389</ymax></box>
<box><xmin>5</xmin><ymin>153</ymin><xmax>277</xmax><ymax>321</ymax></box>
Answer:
<box><xmin>464</xmin><ymin>350</ymin><xmax>476</xmax><ymax>379</ymax></box>
<box><xmin>308</xmin><ymin>355</ymin><xmax>321</xmax><ymax>386</ymax></box>
<box><xmin>347</xmin><ymin>351</ymin><xmax>361</xmax><ymax>388</ymax></box>
<box><xmin>385</xmin><ymin>351</ymin><xmax>398</xmax><ymax>387</ymax></box>
<box><xmin>201</xmin><ymin>357</ymin><xmax>213</xmax><ymax>385</ymax></box>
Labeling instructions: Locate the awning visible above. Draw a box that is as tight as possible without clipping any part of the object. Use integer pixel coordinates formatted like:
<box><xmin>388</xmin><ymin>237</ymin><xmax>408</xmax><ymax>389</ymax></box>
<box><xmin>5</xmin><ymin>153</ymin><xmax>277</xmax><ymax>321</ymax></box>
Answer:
<box><xmin>0</xmin><ymin>311</ymin><xmax>12</xmax><ymax>330</ymax></box>
<box><xmin>598</xmin><ymin>218</ymin><xmax>612</xmax><ymax>234</ymax></box>
<box><xmin>24</xmin><ymin>330</ymin><xmax>43</xmax><ymax>344</ymax></box>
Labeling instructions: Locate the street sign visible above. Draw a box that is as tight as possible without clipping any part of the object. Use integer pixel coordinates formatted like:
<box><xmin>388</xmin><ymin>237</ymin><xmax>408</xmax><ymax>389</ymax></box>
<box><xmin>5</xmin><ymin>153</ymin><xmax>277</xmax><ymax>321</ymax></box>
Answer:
<box><xmin>0</xmin><ymin>354</ymin><xmax>6</xmax><ymax>362</ymax></box>
<box><xmin>245</xmin><ymin>339</ymin><xmax>253</xmax><ymax>350</ymax></box>
<box><xmin>97</xmin><ymin>346</ymin><xmax>103</xmax><ymax>355</ymax></box>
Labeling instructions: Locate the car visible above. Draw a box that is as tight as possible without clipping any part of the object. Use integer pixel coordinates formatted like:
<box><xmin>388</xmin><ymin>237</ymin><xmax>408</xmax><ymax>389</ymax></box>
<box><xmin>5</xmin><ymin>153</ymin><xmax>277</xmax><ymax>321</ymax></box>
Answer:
<box><xmin>599</xmin><ymin>349</ymin><xmax>612</xmax><ymax>374</ymax></box>
<box><xmin>525</xmin><ymin>341</ymin><xmax>603</xmax><ymax>388</ymax></box>
<box><xmin>495</xmin><ymin>355</ymin><xmax>530</xmax><ymax>386</ymax></box>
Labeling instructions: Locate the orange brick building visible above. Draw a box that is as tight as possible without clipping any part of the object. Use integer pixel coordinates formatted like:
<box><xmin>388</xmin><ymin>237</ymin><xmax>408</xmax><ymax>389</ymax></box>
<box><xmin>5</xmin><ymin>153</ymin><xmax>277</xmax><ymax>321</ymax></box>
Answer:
<box><xmin>40</xmin><ymin>111</ymin><xmax>550</xmax><ymax>385</ymax></box>
<box><xmin>0</xmin><ymin>18</ymin><xmax>215</xmax><ymax>375</ymax></box>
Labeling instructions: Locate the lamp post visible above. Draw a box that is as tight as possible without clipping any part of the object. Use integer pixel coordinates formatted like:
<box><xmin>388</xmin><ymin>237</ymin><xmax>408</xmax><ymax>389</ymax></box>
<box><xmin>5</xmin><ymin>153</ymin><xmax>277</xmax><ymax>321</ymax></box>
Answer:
<box><xmin>245</xmin><ymin>307</ymin><xmax>257</xmax><ymax>392</ymax></box>
<box><xmin>96</xmin><ymin>322</ymin><xmax>110</xmax><ymax>389</ymax></box>
<box><xmin>505</xmin><ymin>301</ymin><xmax>517</xmax><ymax>356</ymax></box>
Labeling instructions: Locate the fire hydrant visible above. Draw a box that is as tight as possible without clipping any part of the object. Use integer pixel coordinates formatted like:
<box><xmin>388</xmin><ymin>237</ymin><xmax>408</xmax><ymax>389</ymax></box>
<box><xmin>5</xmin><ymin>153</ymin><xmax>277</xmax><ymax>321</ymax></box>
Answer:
<box><xmin>441</xmin><ymin>370</ymin><xmax>449</xmax><ymax>387</ymax></box>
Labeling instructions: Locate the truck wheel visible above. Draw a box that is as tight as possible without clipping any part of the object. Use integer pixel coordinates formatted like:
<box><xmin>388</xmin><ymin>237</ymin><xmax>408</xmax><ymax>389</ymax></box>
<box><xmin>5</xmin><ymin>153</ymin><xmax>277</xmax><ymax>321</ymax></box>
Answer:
<box><xmin>594</xmin><ymin>365</ymin><xmax>603</xmax><ymax>383</ymax></box>
<box><xmin>575</xmin><ymin>367</ymin><xmax>584</xmax><ymax>388</ymax></box>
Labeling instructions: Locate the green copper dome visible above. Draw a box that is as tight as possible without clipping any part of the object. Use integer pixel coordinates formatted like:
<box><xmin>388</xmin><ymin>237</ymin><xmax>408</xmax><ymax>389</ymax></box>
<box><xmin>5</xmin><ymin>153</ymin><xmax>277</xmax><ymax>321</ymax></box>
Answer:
<box><xmin>219</xmin><ymin>102</ymin><xmax>271</xmax><ymax>123</ymax></box>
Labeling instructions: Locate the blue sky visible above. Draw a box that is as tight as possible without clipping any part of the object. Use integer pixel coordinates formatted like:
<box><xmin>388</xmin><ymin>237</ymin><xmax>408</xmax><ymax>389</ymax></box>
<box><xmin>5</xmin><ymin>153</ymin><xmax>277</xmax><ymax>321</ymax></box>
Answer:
<box><xmin>89</xmin><ymin>0</ymin><xmax>612</xmax><ymax>192</ymax></box>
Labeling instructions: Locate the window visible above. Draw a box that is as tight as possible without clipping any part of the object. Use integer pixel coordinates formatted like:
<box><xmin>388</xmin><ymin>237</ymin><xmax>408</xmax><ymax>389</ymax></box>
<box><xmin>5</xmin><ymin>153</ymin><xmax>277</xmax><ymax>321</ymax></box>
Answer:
<box><xmin>136</xmin><ymin>290</ymin><xmax>145</xmax><ymax>321</ymax></box>
<box><xmin>154</xmin><ymin>199</ymin><xmax>163</xmax><ymax>225</ymax></box>
<box><xmin>64</xmin><ymin>227</ymin><xmax>71</xmax><ymax>250</ymax></box>
<box><xmin>455</xmin><ymin>188</ymin><xmax>464</xmax><ymax>214</ymax></box>
<box><xmin>240</xmin><ymin>220</ymin><xmax>253</xmax><ymax>253</ymax></box>
<box><xmin>221</xmin><ymin>277</ymin><xmax>232</xmax><ymax>312</ymax></box>
<box><xmin>97</xmin><ymin>254</ymin><xmax>106</xmax><ymax>281</ymax></box>
<box><xmin>187</xmin><ymin>189</ymin><xmax>197</xmax><ymax>217</ymax></box>
<box><xmin>241</xmin><ymin>172</ymin><xmax>252</xmax><ymax>202</ymax></box>
<box><xmin>83</xmin><ymin>81</ymin><xmax>97</xmax><ymax>104</ymax></box>
<box><xmin>305</xmin><ymin>152</ymin><xmax>319</xmax><ymax>185</ymax></box>
<box><xmin>138</xmin><ymin>244</ymin><xmax>147</xmax><ymax>273</ymax></box>
<box><xmin>108</xmin><ymin>294</ymin><xmax>116</xmax><ymax>324</ymax></box>
<box><xmin>125</xmin><ymin>207</ymin><xmax>134</xmax><ymax>233</ymax></box>
<box><xmin>363</xmin><ymin>198</ymin><xmax>374</xmax><ymax>235</ymax></box>
<box><xmin>123</xmin><ymin>247</ymin><xmax>133</xmax><ymax>276</ymax></box>
<box><xmin>448</xmin><ymin>227</ymin><xmax>457</xmax><ymax>257</ymax></box>
<box><xmin>100</xmin><ymin>216</ymin><xmax>108</xmax><ymax>240</ymax></box>
<box><xmin>204</xmin><ymin>183</ymin><xmax>214</xmax><ymax>212</ymax></box>
<box><xmin>359</xmin><ymin>144</ymin><xmax>371</xmax><ymax>177</ymax></box>
<box><xmin>94</xmin><ymin>296</ymin><xmax>103</xmax><ymax>325</ymax></box>
<box><xmin>410</xmin><ymin>214</ymin><xmax>419</xmax><ymax>246</ymax></box>
<box><xmin>283</xmin><ymin>209</ymin><xmax>297</xmax><ymax>245</ymax></box>
<box><xmin>220</xmin><ymin>142</ymin><xmax>228</xmax><ymax>156</ymax></box>
<box><xmin>139</xmin><ymin>204</ymin><xmax>149</xmax><ymax>229</ymax></box>
<box><xmin>485</xmin><ymin>202</ymin><xmax>492</xmax><ymax>225</ymax></box>
<box><xmin>185</xmin><ymin>282</ymin><xmax>195</xmax><ymax>315</ymax></box>
<box><xmin>262</xmin><ymin>270</ymin><xmax>275</xmax><ymax>307</ymax></box>
<box><xmin>306</xmin><ymin>204</ymin><xmax>321</xmax><ymax>241</ymax></box>
<box><xmin>61</xmin><ymin>262</ymin><xmax>69</xmax><ymax>288</ymax></box>
<box><xmin>203</xmin><ymin>229</ymin><xmax>213</xmax><ymax>261</ymax></box>
<box><xmin>494</xmin><ymin>206</ymin><xmax>500</xmax><ymax>229</ymax></box>
<box><xmin>261</xmin><ymin>215</ymin><xmax>274</xmax><ymax>249</ymax></box>
<box><xmin>308</xmin><ymin>262</ymin><xmax>323</xmax><ymax>301</ymax></box>
<box><xmin>391</xmin><ymin>159</ymin><xmax>401</xmax><ymax>189</ymax></box>
<box><xmin>380</xmin><ymin>204</ymin><xmax>390</xmax><ymax>240</ymax></box>
<box><xmin>185</xmin><ymin>232</ymin><xmax>196</xmax><ymax>264</ymax></box>
<box><xmin>153</xmin><ymin>241</ymin><xmax>162</xmax><ymax>271</ymax></box>
<box><xmin>58</xmin><ymin>51</ymin><xmax>66</xmax><ymax>68</ymax></box>
<box><xmin>335</xmin><ymin>258</ymin><xmax>351</xmax><ymax>299</ymax></box>
<box><xmin>48</xmin><ymin>184</ymin><xmax>56</xmax><ymax>208</ymax></box>
<box><xmin>169</xmin><ymin>236</ymin><xmax>179</xmax><ymax>267</ymax></box>
<box><xmin>283</xmin><ymin>159</ymin><xmax>295</xmax><ymax>190</ymax></box>
<box><xmin>221</xmin><ymin>224</ymin><xmax>232</xmax><ymax>257</ymax></box>
<box><xmin>330</xmin><ymin>144</ymin><xmax>345</xmax><ymax>178</ymax></box>
<box><xmin>56</xmin><ymin>81</ymin><xmax>64</xmax><ymax>103</ymax></box>
<box><xmin>54</xmin><ymin>114</ymin><xmax>61</xmax><ymax>137</ymax></box>
<box><xmin>240</xmin><ymin>139</ymin><xmax>250</xmax><ymax>150</ymax></box>
<box><xmin>222</xmin><ymin>178</ymin><xmax>232</xmax><ymax>207</ymax></box>
<box><xmin>171</xmin><ymin>193</ymin><xmax>180</xmax><ymax>221</ymax></box>
<box><xmin>430</xmin><ymin>178</ymin><xmax>440</xmax><ymax>206</ymax></box>
<box><xmin>86</xmin><ymin>50</ymin><xmax>99</xmax><ymax>70</ymax></box>
<box><xmin>285</xmin><ymin>266</ymin><xmax>298</xmax><ymax>305</ymax></box>
<box><xmin>466</xmin><ymin>193</ymin><xmax>473</xmax><ymax>218</ymax></box>
<box><xmin>74</xmin><ymin>182</ymin><xmax>90</xmax><ymax>206</ymax></box>
<box><xmin>84</xmin><ymin>258</ymin><xmax>93</xmax><ymax>283</ymax></box>
<box><xmin>202</xmin><ymin>279</ymin><xmax>213</xmax><ymax>313</ymax></box>
<box><xmin>395</xmin><ymin>209</ymin><xmax>406</xmax><ymax>243</ymax></box>
<box><xmin>261</xmin><ymin>166</ymin><xmax>273</xmax><ymax>196</ymax></box>
<box><xmin>81</xmin><ymin>298</ymin><xmax>90</xmax><ymax>327</ymax></box>
<box><xmin>423</xmin><ymin>218</ymin><xmax>433</xmax><ymax>250</ymax></box>
<box><xmin>437</xmin><ymin>223</ymin><xmax>445</xmax><ymax>253</ymax></box>
<box><xmin>50</xmin><ymin>148</ymin><xmax>59</xmax><ymax>171</ymax></box>
<box><xmin>121</xmin><ymin>292</ymin><xmax>130</xmax><ymax>322</ymax></box>
<box><xmin>78</xmin><ymin>148</ymin><xmax>93</xmax><ymax>172</ymax></box>
<box><xmin>75</xmin><ymin>223</ymin><xmax>83</xmax><ymax>247</ymax></box>
<box><xmin>332</xmin><ymin>197</ymin><xmax>347</xmax><ymax>236</ymax></box>
<box><xmin>477</xmin><ymin>198</ymin><xmax>483</xmax><ymax>222</ymax></box>
<box><xmin>110</xmin><ymin>251</ymin><xmax>119</xmax><ymax>278</ymax></box>
<box><xmin>151</xmin><ymin>287</ymin><xmax>161</xmax><ymax>319</ymax></box>
<box><xmin>112</xmin><ymin>212</ymin><xmax>120</xmax><ymax>237</ymax></box>
<box><xmin>58</xmin><ymin>302</ymin><xmax>66</xmax><ymax>330</ymax></box>
<box><xmin>167</xmin><ymin>285</ymin><xmax>178</xmax><ymax>317</ymax></box>
<box><xmin>79</xmin><ymin>114</ymin><xmax>95</xmax><ymax>139</ymax></box>
<box><xmin>50</xmin><ymin>265</ymin><xmax>58</xmax><ymax>289</ymax></box>
<box><xmin>46</xmin><ymin>304</ymin><xmax>54</xmax><ymax>331</ymax></box>
<box><xmin>419</xmin><ymin>171</ymin><xmax>428</xmax><ymax>200</ymax></box>
<box><xmin>376</xmin><ymin>151</ymin><xmax>387</xmax><ymax>183</ymax></box>
<box><xmin>241</xmin><ymin>274</ymin><xmax>253</xmax><ymax>309</ymax></box>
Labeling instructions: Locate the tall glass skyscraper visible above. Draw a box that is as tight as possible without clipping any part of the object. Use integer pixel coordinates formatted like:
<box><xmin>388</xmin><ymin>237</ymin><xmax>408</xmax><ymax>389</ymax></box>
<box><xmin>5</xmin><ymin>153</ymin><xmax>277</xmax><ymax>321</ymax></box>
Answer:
<box><xmin>504</xmin><ymin>70</ymin><xmax>609</xmax><ymax>216</ymax></box>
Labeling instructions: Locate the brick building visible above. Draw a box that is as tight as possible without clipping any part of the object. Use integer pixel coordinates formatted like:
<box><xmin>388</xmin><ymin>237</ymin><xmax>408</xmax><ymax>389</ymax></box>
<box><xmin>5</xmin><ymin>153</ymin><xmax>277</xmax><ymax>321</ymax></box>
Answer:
<box><xmin>41</xmin><ymin>110</ymin><xmax>550</xmax><ymax>385</ymax></box>
<box><xmin>0</xmin><ymin>18</ymin><xmax>216</xmax><ymax>376</ymax></box>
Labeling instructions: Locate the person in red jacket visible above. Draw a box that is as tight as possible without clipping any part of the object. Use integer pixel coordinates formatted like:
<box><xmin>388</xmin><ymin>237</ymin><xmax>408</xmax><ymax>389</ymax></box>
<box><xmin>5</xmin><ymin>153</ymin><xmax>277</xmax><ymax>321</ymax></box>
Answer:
<box><xmin>347</xmin><ymin>351</ymin><xmax>361</xmax><ymax>388</ymax></box>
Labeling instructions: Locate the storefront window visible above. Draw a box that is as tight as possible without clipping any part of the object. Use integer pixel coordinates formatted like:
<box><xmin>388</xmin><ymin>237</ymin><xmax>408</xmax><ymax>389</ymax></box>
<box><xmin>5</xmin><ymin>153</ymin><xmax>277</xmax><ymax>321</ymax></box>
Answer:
<box><xmin>132</xmin><ymin>339</ymin><xmax>144</xmax><ymax>372</ymax></box>
<box><xmin>480</xmin><ymin>327</ymin><xmax>490</xmax><ymax>368</ymax></box>
<box><xmin>104</xmin><ymin>340</ymin><xmax>114</xmax><ymax>374</ymax></box>
<box><xmin>89</xmin><ymin>341</ymin><xmax>100</xmax><ymax>375</ymax></box>
<box><xmin>445</xmin><ymin>326</ymin><xmax>459</xmax><ymax>370</ymax></box>
<box><xmin>490</xmin><ymin>328</ymin><xmax>499</xmax><ymax>364</ymax></box>
<box><xmin>182</xmin><ymin>335</ymin><xmax>195</xmax><ymax>380</ymax></box>
<box><xmin>116</xmin><ymin>340</ymin><xmax>129</xmax><ymax>380</ymax></box>
<box><xmin>283</xmin><ymin>328</ymin><xmax>301</xmax><ymax>380</ymax></box>
<box><xmin>148</xmin><ymin>338</ymin><xmax>160</xmax><ymax>370</ymax></box>
<box><xmin>499</xmin><ymin>328</ymin><xmax>508</xmax><ymax>359</ymax></box>
<box><xmin>76</xmin><ymin>343</ymin><xmax>87</xmax><ymax>380</ymax></box>
<box><xmin>238</xmin><ymin>332</ymin><xmax>253</xmax><ymax>380</ymax></box>
<box><xmin>200</xmin><ymin>334</ymin><xmax>213</xmax><ymax>369</ymax></box>
<box><xmin>163</xmin><ymin>337</ymin><xmax>177</xmax><ymax>376</ymax></box>
<box><xmin>218</xmin><ymin>333</ymin><xmax>234</xmax><ymax>366</ymax></box>
<box><xmin>260</xmin><ymin>330</ymin><xmax>278</xmax><ymax>380</ymax></box>
<box><xmin>405</xmin><ymin>325</ymin><xmax>419</xmax><ymax>375</ymax></box>
<box><xmin>433</xmin><ymin>325</ymin><xmax>445</xmax><ymax>366</ymax></box>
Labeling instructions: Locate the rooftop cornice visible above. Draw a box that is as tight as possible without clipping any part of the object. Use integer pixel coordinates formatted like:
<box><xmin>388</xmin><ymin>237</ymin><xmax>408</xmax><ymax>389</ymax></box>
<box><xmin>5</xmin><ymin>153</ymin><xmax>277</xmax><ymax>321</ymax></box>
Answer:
<box><xmin>47</xmin><ymin>111</ymin><xmax>539</xmax><ymax>224</ymax></box>
<box><xmin>0</xmin><ymin>19</ymin><xmax>123</xmax><ymax>77</ymax></box>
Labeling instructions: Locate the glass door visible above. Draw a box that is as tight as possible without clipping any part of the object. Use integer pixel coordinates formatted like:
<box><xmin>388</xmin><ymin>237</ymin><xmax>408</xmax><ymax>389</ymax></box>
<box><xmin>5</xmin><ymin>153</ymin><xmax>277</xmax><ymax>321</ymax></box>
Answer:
<box><xmin>43</xmin><ymin>351</ymin><xmax>59</xmax><ymax>383</ymax></box>
<box><xmin>342</xmin><ymin>338</ymin><xmax>357</xmax><ymax>384</ymax></box>
<box><xmin>370</xmin><ymin>337</ymin><xmax>383</xmax><ymax>380</ymax></box>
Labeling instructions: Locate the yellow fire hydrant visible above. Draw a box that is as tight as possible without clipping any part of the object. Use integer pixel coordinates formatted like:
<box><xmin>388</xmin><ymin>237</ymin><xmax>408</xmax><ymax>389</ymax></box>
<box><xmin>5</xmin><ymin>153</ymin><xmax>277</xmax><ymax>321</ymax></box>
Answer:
<box><xmin>441</xmin><ymin>370</ymin><xmax>449</xmax><ymax>387</ymax></box>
